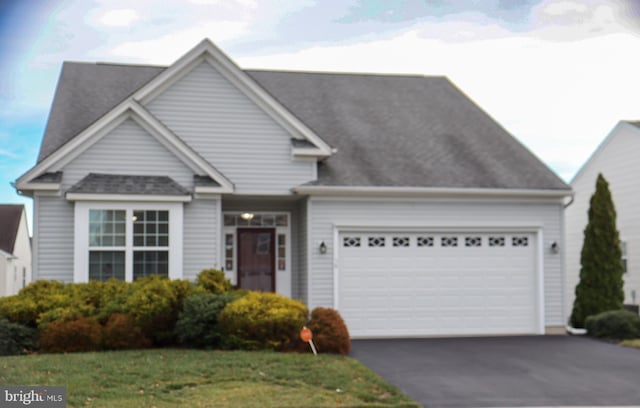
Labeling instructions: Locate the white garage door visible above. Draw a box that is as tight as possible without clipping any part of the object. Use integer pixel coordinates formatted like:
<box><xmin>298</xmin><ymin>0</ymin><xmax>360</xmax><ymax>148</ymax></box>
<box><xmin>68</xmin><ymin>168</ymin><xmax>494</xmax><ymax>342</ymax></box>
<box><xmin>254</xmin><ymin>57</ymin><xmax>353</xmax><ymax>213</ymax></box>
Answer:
<box><xmin>337</xmin><ymin>231</ymin><xmax>540</xmax><ymax>337</ymax></box>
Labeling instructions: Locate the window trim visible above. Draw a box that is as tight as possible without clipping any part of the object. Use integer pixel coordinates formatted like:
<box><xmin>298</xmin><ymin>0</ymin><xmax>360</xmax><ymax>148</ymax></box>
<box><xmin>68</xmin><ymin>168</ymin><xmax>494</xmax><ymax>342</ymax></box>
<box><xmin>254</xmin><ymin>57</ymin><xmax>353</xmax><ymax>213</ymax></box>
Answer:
<box><xmin>74</xmin><ymin>201</ymin><xmax>183</xmax><ymax>282</ymax></box>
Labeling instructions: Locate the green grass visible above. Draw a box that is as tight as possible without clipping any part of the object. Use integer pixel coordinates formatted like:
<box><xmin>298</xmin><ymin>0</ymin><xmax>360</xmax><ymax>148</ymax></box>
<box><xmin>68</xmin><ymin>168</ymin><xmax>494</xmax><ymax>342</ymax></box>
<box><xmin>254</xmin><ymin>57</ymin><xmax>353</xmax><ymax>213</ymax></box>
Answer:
<box><xmin>0</xmin><ymin>349</ymin><xmax>419</xmax><ymax>407</ymax></box>
<box><xmin>620</xmin><ymin>339</ymin><xmax>640</xmax><ymax>349</ymax></box>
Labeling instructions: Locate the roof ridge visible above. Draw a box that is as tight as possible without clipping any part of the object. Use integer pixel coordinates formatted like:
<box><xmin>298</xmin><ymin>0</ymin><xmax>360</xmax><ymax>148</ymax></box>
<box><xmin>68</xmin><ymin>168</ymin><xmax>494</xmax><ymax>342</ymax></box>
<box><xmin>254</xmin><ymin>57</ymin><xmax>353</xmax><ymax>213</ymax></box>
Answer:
<box><xmin>246</xmin><ymin>68</ymin><xmax>445</xmax><ymax>79</ymax></box>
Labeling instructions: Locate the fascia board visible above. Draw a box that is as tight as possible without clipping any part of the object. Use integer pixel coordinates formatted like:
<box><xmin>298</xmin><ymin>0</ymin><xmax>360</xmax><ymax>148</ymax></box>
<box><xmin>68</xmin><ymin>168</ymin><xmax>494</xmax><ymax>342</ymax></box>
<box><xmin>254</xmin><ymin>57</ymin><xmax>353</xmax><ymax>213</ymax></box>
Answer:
<box><xmin>15</xmin><ymin>103</ymin><xmax>132</xmax><ymax>186</ymax></box>
<box><xmin>293</xmin><ymin>185</ymin><xmax>573</xmax><ymax>200</ymax></box>
<box><xmin>66</xmin><ymin>193</ymin><xmax>192</xmax><ymax>202</ymax></box>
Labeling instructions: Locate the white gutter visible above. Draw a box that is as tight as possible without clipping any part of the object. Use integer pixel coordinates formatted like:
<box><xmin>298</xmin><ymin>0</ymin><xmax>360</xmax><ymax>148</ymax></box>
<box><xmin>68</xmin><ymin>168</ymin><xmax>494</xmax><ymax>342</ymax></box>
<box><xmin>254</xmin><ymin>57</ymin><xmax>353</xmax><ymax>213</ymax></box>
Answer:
<box><xmin>292</xmin><ymin>185</ymin><xmax>573</xmax><ymax>199</ymax></box>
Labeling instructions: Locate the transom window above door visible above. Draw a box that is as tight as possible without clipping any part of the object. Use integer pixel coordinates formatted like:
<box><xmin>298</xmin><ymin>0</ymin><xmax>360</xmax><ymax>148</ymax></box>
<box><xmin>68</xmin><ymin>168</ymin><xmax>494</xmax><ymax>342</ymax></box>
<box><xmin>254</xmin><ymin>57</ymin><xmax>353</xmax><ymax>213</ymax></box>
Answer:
<box><xmin>223</xmin><ymin>213</ymin><xmax>288</xmax><ymax>227</ymax></box>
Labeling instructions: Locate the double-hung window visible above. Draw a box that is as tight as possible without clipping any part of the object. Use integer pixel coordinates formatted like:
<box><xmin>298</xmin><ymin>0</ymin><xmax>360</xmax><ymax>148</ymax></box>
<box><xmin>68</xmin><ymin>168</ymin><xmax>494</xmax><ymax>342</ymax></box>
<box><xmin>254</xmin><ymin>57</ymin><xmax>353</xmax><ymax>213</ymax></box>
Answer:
<box><xmin>89</xmin><ymin>209</ymin><xmax>126</xmax><ymax>280</ymax></box>
<box><xmin>133</xmin><ymin>210</ymin><xmax>169</xmax><ymax>279</ymax></box>
<box><xmin>75</xmin><ymin>203</ymin><xmax>182</xmax><ymax>282</ymax></box>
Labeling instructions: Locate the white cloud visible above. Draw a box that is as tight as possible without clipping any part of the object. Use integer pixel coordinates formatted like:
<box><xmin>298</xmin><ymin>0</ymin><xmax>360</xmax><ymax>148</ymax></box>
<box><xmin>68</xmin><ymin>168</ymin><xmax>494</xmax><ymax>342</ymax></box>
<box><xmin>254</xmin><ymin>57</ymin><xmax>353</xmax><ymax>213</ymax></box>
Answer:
<box><xmin>237</xmin><ymin>19</ymin><xmax>640</xmax><ymax>182</ymax></box>
<box><xmin>0</xmin><ymin>148</ymin><xmax>20</xmax><ymax>159</ymax></box>
<box><xmin>109</xmin><ymin>21</ymin><xmax>249</xmax><ymax>63</ymax></box>
<box><xmin>540</xmin><ymin>1</ymin><xmax>588</xmax><ymax>16</ymax></box>
<box><xmin>98</xmin><ymin>9</ymin><xmax>139</xmax><ymax>27</ymax></box>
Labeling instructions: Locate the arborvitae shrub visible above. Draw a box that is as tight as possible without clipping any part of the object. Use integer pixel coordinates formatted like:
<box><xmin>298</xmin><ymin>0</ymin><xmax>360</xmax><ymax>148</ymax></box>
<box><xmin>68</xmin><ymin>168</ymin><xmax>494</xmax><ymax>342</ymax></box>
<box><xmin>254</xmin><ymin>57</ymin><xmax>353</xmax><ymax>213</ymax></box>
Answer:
<box><xmin>175</xmin><ymin>292</ymin><xmax>237</xmax><ymax>348</ymax></box>
<box><xmin>218</xmin><ymin>292</ymin><xmax>308</xmax><ymax>351</ymax></box>
<box><xmin>102</xmin><ymin>313</ymin><xmax>150</xmax><ymax>350</ymax></box>
<box><xmin>570</xmin><ymin>174</ymin><xmax>625</xmax><ymax>328</ymax></box>
<box><xmin>0</xmin><ymin>318</ymin><xmax>37</xmax><ymax>356</ymax></box>
<box><xmin>585</xmin><ymin>310</ymin><xmax>640</xmax><ymax>340</ymax></box>
<box><xmin>38</xmin><ymin>316</ymin><xmax>103</xmax><ymax>353</ymax></box>
<box><xmin>196</xmin><ymin>269</ymin><xmax>232</xmax><ymax>294</ymax></box>
<box><xmin>296</xmin><ymin>307</ymin><xmax>351</xmax><ymax>355</ymax></box>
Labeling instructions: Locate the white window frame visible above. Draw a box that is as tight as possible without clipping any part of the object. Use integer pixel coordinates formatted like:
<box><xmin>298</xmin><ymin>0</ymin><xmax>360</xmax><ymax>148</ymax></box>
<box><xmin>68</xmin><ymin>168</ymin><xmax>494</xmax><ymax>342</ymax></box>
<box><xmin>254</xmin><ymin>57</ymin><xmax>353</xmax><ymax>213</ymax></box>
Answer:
<box><xmin>74</xmin><ymin>201</ymin><xmax>183</xmax><ymax>282</ymax></box>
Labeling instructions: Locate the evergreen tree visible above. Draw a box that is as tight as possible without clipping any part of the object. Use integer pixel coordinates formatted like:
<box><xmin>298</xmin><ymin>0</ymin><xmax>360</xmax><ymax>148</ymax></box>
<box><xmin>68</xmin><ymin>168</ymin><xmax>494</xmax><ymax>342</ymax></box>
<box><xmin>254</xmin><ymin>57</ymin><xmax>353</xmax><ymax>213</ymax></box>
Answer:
<box><xmin>570</xmin><ymin>173</ymin><xmax>624</xmax><ymax>328</ymax></box>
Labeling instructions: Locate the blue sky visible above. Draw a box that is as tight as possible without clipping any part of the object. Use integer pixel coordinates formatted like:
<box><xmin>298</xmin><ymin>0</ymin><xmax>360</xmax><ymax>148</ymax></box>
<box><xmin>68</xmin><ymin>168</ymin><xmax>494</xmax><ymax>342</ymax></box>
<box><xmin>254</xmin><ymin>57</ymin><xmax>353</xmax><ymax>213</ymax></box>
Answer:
<box><xmin>2</xmin><ymin>0</ymin><xmax>640</xmax><ymax>234</ymax></box>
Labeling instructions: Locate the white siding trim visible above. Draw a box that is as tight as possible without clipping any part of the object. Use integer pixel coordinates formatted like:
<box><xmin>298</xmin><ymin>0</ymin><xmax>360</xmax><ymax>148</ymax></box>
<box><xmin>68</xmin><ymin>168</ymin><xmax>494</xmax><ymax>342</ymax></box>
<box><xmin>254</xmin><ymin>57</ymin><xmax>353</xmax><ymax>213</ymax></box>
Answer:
<box><xmin>306</xmin><ymin>199</ymin><xmax>313</xmax><ymax>308</ymax></box>
<box><xmin>294</xmin><ymin>185</ymin><xmax>571</xmax><ymax>199</ymax></box>
<box><xmin>536</xmin><ymin>229</ymin><xmax>546</xmax><ymax>333</ymax></box>
<box><xmin>67</xmin><ymin>193</ymin><xmax>192</xmax><ymax>202</ymax></box>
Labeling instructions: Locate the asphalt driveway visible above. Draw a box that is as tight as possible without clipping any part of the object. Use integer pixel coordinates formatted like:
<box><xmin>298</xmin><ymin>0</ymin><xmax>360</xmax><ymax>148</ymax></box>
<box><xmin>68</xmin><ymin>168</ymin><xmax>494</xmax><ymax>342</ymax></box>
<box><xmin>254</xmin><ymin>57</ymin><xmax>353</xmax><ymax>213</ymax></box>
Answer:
<box><xmin>351</xmin><ymin>336</ymin><xmax>640</xmax><ymax>408</ymax></box>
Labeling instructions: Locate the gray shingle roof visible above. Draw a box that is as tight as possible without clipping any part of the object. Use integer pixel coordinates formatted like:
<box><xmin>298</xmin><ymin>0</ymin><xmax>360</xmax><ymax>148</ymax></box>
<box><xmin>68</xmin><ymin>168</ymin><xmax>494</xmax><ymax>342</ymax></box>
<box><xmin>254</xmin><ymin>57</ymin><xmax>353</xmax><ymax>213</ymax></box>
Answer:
<box><xmin>32</xmin><ymin>172</ymin><xmax>63</xmax><ymax>183</ymax></box>
<box><xmin>193</xmin><ymin>175</ymin><xmax>220</xmax><ymax>187</ymax></box>
<box><xmin>67</xmin><ymin>173</ymin><xmax>190</xmax><ymax>196</ymax></box>
<box><xmin>37</xmin><ymin>61</ymin><xmax>569</xmax><ymax>191</ymax></box>
<box><xmin>0</xmin><ymin>205</ymin><xmax>24</xmax><ymax>254</ymax></box>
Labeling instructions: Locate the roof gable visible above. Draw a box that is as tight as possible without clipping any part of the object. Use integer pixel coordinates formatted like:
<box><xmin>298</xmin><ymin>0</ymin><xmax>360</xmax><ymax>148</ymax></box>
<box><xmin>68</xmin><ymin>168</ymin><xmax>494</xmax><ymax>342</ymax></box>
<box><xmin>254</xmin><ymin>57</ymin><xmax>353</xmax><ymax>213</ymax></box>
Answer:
<box><xmin>16</xmin><ymin>100</ymin><xmax>234</xmax><ymax>193</ymax></box>
<box><xmin>0</xmin><ymin>205</ymin><xmax>24</xmax><ymax>254</ymax></box>
<box><xmin>23</xmin><ymin>39</ymin><xmax>570</xmax><ymax>193</ymax></box>
<box><xmin>571</xmin><ymin>120</ymin><xmax>640</xmax><ymax>185</ymax></box>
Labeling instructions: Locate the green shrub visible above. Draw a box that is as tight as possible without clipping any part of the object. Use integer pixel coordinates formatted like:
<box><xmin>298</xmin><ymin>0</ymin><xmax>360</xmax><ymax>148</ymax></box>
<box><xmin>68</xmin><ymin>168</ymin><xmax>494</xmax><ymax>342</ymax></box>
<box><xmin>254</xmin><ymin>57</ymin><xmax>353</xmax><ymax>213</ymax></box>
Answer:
<box><xmin>585</xmin><ymin>309</ymin><xmax>640</xmax><ymax>340</ymax></box>
<box><xmin>0</xmin><ymin>318</ymin><xmax>37</xmax><ymax>356</ymax></box>
<box><xmin>196</xmin><ymin>269</ymin><xmax>232</xmax><ymax>294</ymax></box>
<box><xmin>0</xmin><ymin>280</ymin><xmax>69</xmax><ymax>326</ymax></box>
<box><xmin>102</xmin><ymin>313</ymin><xmax>150</xmax><ymax>350</ymax></box>
<box><xmin>38</xmin><ymin>316</ymin><xmax>103</xmax><ymax>353</ymax></box>
<box><xmin>120</xmin><ymin>276</ymin><xmax>195</xmax><ymax>345</ymax></box>
<box><xmin>295</xmin><ymin>307</ymin><xmax>351</xmax><ymax>355</ymax></box>
<box><xmin>175</xmin><ymin>292</ymin><xmax>237</xmax><ymax>348</ymax></box>
<box><xmin>218</xmin><ymin>292</ymin><xmax>308</xmax><ymax>351</ymax></box>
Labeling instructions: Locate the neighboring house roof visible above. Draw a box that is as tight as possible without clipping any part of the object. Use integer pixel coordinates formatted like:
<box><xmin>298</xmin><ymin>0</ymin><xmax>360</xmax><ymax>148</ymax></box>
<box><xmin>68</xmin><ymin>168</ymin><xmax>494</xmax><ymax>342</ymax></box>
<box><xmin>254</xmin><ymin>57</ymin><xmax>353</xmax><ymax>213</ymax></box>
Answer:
<box><xmin>36</xmin><ymin>60</ymin><xmax>569</xmax><ymax>191</ymax></box>
<box><xmin>67</xmin><ymin>173</ymin><xmax>191</xmax><ymax>196</ymax></box>
<box><xmin>0</xmin><ymin>205</ymin><xmax>24</xmax><ymax>254</ymax></box>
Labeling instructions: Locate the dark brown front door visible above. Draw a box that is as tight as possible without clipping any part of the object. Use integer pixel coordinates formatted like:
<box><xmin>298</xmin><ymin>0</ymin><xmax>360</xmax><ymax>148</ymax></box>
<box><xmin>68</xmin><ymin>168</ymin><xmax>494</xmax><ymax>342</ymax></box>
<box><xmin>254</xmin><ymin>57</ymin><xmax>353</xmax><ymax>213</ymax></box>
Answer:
<box><xmin>237</xmin><ymin>228</ymin><xmax>275</xmax><ymax>292</ymax></box>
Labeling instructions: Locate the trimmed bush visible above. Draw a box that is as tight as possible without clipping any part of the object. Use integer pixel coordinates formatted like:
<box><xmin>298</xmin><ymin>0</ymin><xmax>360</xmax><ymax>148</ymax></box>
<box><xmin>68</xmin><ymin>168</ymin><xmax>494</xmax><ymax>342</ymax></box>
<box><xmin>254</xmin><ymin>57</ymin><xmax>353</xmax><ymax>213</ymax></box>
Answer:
<box><xmin>585</xmin><ymin>309</ymin><xmax>640</xmax><ymax>340</ymax></box>
<box><xmin>297</xmin><ymin>307</ymin><xmax>351</xmax><ymax>355</ymax></box>
<box><xmin>38</xmin><ymin>316</ymin><xmax>103</xmax><ymax>353</ymax></box>
<box><xmin>0</xmin><ymin>280</ymin><xmax>68</xmax><ymax>326</ymax></box>
<box><xmin>120</xmin><ymin>276</ymin><xmax>196</xmax><ymax>345</ymax></box>
<box><xmin>196</xmin><ymin>269</ymin><xmax>232</xmax><ymax>294</ymax></box>
<box><xmin>175</xmin><ymin>292</ymin><xmax>237</xmax><ymax>348</ymax></box>
<box><xmin>219</xmin><ymin>292</ymin><xmax>308</xmax><ymax>350</ymax></box>
<box><xmin>0</xmin><ymin>318</ymin><xmax>37</xmax><ymax>356</ymax></box>
<box><xmin>102</xmin><ymin>313</ymin><xmax>150</xmax><ymax>350</ymax></box>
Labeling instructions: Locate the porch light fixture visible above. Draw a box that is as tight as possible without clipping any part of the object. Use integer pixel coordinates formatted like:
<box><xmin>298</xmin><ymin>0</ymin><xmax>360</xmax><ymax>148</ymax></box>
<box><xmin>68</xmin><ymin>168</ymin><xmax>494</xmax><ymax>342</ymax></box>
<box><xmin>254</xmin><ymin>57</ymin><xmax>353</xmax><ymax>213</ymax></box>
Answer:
<box><xmin>240</xmin><ymin>212</ymin><xmax>254</xmax><ymax>221</ymax></box>
<box><xmin>319</xmin><ymin>241</ymin><xmax>327</xmax><ymax>254</ymax></box>
<box><xmin>550</xmin><ymin>241</ymin><xmax>559</xmax><ymax>254</ymax></box>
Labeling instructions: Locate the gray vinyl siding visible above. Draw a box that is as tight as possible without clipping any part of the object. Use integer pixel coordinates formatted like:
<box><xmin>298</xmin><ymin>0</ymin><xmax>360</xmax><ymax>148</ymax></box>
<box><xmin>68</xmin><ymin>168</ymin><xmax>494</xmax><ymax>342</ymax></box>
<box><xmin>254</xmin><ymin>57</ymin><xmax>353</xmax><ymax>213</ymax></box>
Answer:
<box><xmin>33</xmin><ymin>194</ymin><xmax>75</xmax><ymax>282</ymax></box>
<box><xmin>566</xmin><ymin>122</ymin><xmax>640</xmax><ymax>316</ymax></box>
<box><xmin>147</xmin><ymin>62</ymin><xmax>315</xmax><ymax>194</ymax></box>
<box><xmin>183</xmin><ymin>197</ymin><xmax>220</xmax><ymax>281</ymax></box>
<box><xmin>59</xmin><ymin>119</ymin><xmax>194</xmax><ymax>189</ymax></box>
<box><xmin>308</xmin><ymin>198</ymin><xmax>565</xmax><ymax>327</ymax></box>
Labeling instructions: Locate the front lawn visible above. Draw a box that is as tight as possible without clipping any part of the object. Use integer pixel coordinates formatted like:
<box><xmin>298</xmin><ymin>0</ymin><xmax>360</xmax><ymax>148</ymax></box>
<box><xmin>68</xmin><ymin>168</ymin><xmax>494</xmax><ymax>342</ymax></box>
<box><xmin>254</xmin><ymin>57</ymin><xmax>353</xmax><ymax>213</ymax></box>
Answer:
<box><xmin>0</xmin><ymin>349</ymin><xmax>419</xmax><ymax>407</ymax></box>
<box><xmin>621</xmin><ymin>339</ymin><xmax>640</xmax><ymax>349</ymax></box>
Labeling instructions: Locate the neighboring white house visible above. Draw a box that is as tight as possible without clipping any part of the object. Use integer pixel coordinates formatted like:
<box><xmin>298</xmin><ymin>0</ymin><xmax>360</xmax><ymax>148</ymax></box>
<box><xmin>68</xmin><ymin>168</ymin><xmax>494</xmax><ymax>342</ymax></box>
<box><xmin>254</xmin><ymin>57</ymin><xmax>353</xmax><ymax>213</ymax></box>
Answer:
<box><xmin>15</xmin><ymin>39</ymin><xmax>571</xmax><ymax>337</ymax></box>
<box><xmin>0</xmin><ymin>205</ymin><xmax>32</xmax><ymax>296</ymax></box>
<box><xmin>565</xmin><ymin>121</ymin><xmax>640</xmax><ymax>316</ymax></box>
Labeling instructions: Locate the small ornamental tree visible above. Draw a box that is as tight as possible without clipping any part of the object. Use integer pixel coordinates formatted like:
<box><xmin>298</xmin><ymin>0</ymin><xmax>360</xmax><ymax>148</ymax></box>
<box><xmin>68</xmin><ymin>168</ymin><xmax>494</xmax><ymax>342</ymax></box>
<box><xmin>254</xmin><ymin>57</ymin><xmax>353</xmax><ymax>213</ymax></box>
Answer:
<box><xmin>570</xmin><ymin>173</ymin><xmax>624</xmax><ymax>328</ymax></box>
